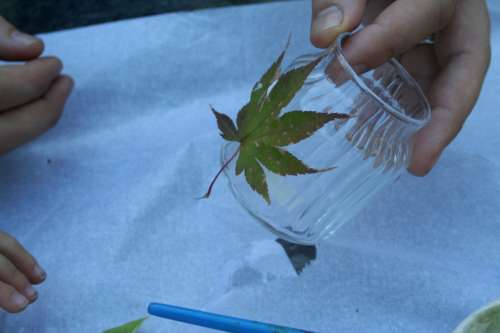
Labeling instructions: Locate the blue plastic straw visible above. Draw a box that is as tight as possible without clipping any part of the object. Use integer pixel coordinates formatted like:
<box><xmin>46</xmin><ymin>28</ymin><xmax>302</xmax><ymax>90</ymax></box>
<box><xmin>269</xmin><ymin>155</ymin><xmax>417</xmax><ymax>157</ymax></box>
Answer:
<box><xmin>148</xmin><ymin>302</ymin><xmax>316</xmax><ymax>333</ymax></box>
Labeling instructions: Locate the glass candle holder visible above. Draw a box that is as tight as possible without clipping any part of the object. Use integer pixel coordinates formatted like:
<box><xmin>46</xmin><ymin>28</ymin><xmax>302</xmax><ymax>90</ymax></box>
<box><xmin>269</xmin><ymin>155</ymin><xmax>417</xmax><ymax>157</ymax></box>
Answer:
<box><xmin>222</xmin><ymin>32</ymin><xmax>431</xmax><ymax>245</ymax></box>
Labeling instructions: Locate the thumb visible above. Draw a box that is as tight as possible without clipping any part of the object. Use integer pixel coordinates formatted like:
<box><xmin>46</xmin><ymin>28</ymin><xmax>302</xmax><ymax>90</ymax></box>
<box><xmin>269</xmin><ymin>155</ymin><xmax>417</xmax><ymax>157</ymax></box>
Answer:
<box><xmin>0</xmin><ymin>16</ymin><xmax>44</xmax><ymax>61</ymax></box>
<box><xmin>310</xmin><ymin>0</ymin><xmax>367</xmax><ymax>48</ymax></box>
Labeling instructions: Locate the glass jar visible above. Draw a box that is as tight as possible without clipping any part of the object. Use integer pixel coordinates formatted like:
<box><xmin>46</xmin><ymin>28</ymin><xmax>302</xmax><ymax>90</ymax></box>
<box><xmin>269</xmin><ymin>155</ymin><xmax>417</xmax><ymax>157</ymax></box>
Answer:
<box><xmin>222</xmin><ymin>32</ymin><xmax>431</xmax><ymax>245</ymax></box>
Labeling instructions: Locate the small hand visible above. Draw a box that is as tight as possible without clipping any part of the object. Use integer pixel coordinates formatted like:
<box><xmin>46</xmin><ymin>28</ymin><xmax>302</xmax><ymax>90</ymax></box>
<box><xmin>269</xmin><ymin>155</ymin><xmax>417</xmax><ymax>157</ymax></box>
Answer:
<box><xmin>310</xmin><ymin>0</ymin><xmax>491</xmax><ymax>175</ymax></box>
<box><xmin>0</xmin><ymin>231</ymin><xmax>46</xmax><ymax>313</ymax></box>
<box><xmin>0</xmin><ymin>16</ymin><xmax>74</xmax><ymax>155</ymax></box>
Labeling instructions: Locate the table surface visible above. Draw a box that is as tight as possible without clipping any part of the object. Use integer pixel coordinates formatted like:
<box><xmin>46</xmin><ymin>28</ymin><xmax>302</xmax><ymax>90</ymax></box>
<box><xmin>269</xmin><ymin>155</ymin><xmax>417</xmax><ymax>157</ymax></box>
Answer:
<box><xmin>0</xmin><ymin>1</ymin><xmax>499</xmax><ymax>332</ymax></box>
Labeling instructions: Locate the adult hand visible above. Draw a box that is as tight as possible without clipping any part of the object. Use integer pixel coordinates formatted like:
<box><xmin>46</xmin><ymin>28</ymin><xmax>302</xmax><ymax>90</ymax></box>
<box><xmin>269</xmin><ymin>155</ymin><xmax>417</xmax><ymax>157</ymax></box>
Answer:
<box><xmin>310</xmin><ymin>0</ymin><xmax>491</xmax><ymax>175</ymax></box>
<box><xmin>0</xmin><ymin>16</ymin><xmax>73</xmax><ymax>155</ymax></box>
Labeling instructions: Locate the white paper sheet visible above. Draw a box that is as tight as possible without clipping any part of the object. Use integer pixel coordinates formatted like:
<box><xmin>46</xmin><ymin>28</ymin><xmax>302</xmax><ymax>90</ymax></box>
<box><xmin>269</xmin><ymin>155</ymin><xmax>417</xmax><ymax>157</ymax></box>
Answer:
<box><xmin>0</xmin><ymin>1</ymin><xmax>499</xmax><ymax>332</ymax></box>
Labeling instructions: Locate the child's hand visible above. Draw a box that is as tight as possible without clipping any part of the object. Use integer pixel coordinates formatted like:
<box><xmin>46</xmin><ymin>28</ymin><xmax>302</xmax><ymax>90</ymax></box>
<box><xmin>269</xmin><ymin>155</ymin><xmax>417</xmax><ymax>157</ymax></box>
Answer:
<box><xmin>0</xmin><ymin>16</ymin><xmax>73</xmax><ymax>155</ymax></box>
<box><xmin>0</xmin><ymin>231</ymin><xmax>46</xmax><ymax>313</ymax></box>
<box><xmin>310</xmin><ymin>0</ymin><xmax>491</xmax><ymax>175</ymax></box>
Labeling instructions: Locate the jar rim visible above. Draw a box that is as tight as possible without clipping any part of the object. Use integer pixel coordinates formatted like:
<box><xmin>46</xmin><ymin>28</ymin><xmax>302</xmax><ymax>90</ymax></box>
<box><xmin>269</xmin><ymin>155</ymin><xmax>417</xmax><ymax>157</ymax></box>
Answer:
<box><xmin>332</xmin><ymin>32</ymin><xmax>432</xmax><ymax>127</ymax></box>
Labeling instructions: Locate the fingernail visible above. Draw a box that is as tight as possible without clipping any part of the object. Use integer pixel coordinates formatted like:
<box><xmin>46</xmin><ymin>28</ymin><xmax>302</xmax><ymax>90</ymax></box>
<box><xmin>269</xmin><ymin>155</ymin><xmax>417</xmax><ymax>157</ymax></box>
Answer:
<box><xmin>10</xmin><ymin>30</ymin><xmax>39</xmax><ymax>46</ymax></box>
<box><xmin>34</xmin><ymin>264</ymin><xmax>46</xmax><ymax>281</ymax></box>
<box><xmin>25</xmin><ymin>285</ymin><xmax>37</xmax><ymax>300</ymax></box>
<box><xmin>11</xmin><ymin>292</ymin><xmax>28</xmax><ymax>308</ymax></box>
<box><xmin>313</xmin><ymin>5</ymin><xmax>343</xmax><ymax>33</ymax></box>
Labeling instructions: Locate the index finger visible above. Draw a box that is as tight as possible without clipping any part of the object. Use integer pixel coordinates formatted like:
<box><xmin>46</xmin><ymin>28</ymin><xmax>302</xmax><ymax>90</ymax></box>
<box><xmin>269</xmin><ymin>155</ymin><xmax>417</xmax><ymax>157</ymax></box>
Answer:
<box><xmin>343</xmin><ymin>0</ymin><xmax>456</xmax><ymax>68</ymax></box>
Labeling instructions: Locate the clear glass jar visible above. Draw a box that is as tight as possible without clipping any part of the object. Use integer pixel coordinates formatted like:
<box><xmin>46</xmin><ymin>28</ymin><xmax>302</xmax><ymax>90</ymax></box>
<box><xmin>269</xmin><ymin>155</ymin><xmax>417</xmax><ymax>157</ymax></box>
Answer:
<box><xmin>222</xmin><ymin>32</ymin><xmax>431</xmax><ymax>245</ymax></box>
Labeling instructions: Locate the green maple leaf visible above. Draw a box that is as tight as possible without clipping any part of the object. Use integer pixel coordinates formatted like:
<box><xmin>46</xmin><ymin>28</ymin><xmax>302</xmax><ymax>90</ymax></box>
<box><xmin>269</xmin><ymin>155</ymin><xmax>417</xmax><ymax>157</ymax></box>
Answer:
<box><xmin>202</xmin><ymin>41</ymin><xmax>349</xmax><ymax>204</ymax></box>
<box><xmin>102</xmin><ymin>317</ymin><xmax>147</xmax><ymax>333</ymax></box>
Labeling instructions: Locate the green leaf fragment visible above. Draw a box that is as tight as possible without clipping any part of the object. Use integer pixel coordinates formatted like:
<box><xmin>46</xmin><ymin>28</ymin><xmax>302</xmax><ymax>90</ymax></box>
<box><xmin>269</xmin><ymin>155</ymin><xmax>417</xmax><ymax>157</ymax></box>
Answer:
<box><xmin>235</xmin><ymin>143</ymin><xmax>256</xmax><ymax>176</ymax></box>
<box><xmin>237</xmin><ymin>38</ymin><xmax>289</xmax><ymax>136</ymax></box>
<box><xmin>211</xmin><ymin>105</ymin><xmax>238</xmax><ymax>141</ymax></box>
<box><xmin>267</xmin><ymin>56</ymin><xmax>323</xmax><ymax>114</ymax></box>
<box><xmin>243</xmin><ymin>158</ymin><xmax>270</xmax><ymax>204</ymax></box>
<box><xmin>244</xmin><ymin>56</ymin><xmax>324</xmax><ymax>138</ymax></box>
<box><xmin>256</xmin><ymin>146</ymin><xmax>318</xmax><ymax>176</ymax></box>
<box><xmin>102</xmin><ymin>317</ymin><xmax>147</xmax><ymax>333</ymax></box>
<box><xmin>262</xmin><ymin>111</ymin><xmax>350</xmax><ymax>146</ymax></box>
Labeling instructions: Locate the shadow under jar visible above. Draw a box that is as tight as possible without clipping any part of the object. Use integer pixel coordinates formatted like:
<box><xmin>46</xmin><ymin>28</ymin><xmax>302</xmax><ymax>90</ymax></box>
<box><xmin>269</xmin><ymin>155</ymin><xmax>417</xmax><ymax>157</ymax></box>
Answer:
<box><xmin>222</xmin><ymin>32</ymin><xmax>431</xmax><ymax>245</ymax></box>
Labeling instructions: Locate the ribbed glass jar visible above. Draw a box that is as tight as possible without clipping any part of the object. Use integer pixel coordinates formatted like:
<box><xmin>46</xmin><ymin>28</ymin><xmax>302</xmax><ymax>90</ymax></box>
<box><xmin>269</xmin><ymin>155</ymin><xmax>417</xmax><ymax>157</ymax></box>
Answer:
<box><xmin>222</xmin><ymin>32</ymin><xmax>431</xmax><ymax>245</ymax></box>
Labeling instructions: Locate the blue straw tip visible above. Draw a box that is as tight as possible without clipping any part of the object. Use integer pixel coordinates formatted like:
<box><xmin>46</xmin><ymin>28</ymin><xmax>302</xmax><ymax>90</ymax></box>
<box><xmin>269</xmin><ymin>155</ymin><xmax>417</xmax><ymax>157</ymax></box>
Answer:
<box><xmin>147</xmin><ymin>303</ymin><xmax>158</xmax><ymax>315</ymax></box>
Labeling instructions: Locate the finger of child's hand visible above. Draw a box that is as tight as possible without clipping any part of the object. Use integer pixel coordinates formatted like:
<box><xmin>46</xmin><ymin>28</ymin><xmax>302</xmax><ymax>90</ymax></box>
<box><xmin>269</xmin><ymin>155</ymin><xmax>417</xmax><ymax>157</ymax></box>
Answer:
<box><xmin>342</xmin><ymin>0</ymin><xmax>456</xmax><ymax>69</ymax></box>
<box><xmin>0</xmin><ymin>231</ymin><xmax>46</xmax><ymax>313</ymax></box>
<box><xmin>0</xmin><ymin>57</ymin><xmax>63</xmax><ymax>110</ymax></box>
<box><xmin>0</xmin><ymin>280</ymin><xmax>30</xmax><ymax>313</ymax></box>
<box><xmin>0</xmin><ymin>75</ymin><xmax>74</xmax><ymax>154</ymax></box>
<box><xmin>310</xmin><ymin>0</ymin><xmax>367</xmax><ymax>48</ymax></box>
<box><xmin>409</xmin><ymin>0</ymin><xmax>491</xmax><ymax>175</ymax></box>
<box><xmin>0</xmin><ymin>16</ymin><xmax>43</xmax><ymax>61</ymax></box>
<box><xmin>0</xmin><ymin>232</ymin><xmax>46</xmax><ymax>284</ymax></box>
<box><xmin>0</xmin><ymin>254</ymin><xmax>37</xmax><ymax>302</ymax></box>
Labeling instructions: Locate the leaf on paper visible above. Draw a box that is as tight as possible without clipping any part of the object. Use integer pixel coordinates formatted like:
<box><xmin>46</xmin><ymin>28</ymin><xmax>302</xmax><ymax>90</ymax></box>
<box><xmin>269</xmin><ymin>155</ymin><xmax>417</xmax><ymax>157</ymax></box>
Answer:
<box><xmin>202</xmin><ymin>39</ymin><xmax>349</xmax><ymax>204</ymax></box>
<box><xmin>102</xmin><ymin>317</ymin><xmax>147</xmax><ymax>333</ymax></box>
